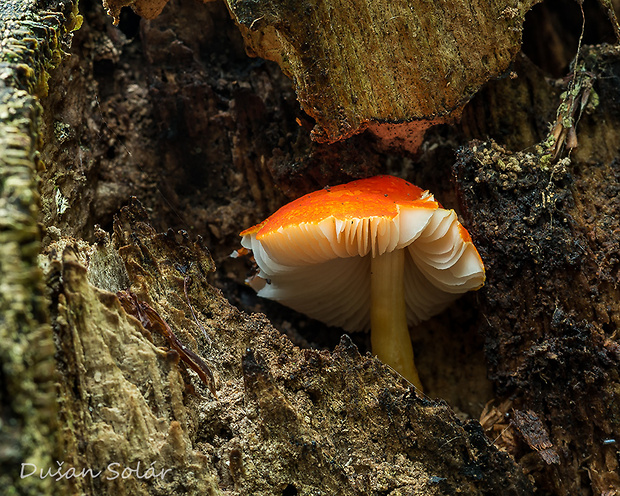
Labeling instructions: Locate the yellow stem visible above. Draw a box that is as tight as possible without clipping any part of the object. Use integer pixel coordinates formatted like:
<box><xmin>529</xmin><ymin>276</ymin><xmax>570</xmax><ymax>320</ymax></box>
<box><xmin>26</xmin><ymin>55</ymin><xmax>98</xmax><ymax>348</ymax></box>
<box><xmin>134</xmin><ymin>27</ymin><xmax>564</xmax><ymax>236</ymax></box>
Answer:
<box><xmin>370</xmin><ymin>249</ymin><xmax>423</xmax><ymax>391</ymax></box>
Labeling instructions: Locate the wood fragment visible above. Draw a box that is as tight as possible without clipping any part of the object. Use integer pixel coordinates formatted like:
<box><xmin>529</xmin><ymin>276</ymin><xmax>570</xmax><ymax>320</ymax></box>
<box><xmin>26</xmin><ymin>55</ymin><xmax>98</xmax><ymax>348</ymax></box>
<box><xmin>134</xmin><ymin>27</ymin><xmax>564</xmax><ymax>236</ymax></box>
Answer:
<box><xmin>117</xmin><ymin>290</ymin><xmax>218</xmax><ymax>397</ymax></box>
<box><xmin>102</xmin><ymin>0</ymin><xmax>169</xmax><ymax>24</ymax></box>
<box><xmin>224</xmin><ymin>0</ymin><xmax>540</xmax><ymax>149</ymax></box>
<box><xmin>512</xmin><ymin>410</ymin><xmax>560</xmax><ymax>465</ymax></box>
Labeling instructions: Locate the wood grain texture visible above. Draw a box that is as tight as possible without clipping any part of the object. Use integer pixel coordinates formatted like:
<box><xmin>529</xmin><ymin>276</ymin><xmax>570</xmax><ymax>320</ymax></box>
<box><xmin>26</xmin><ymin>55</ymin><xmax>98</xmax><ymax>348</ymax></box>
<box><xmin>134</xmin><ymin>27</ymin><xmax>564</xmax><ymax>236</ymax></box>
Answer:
<box><xmin>225</xmin><ymin>0</ymin><xmax>540</xmax><ymax>148</ymax></box>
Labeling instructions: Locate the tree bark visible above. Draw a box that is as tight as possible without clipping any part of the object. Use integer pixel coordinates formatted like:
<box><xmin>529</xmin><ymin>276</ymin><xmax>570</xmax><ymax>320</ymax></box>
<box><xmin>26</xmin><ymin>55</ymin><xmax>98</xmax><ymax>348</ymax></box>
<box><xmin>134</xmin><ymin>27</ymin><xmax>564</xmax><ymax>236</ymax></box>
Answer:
<box><xmin>224</xmin><ymin>0</ymin><xmax>540</xmax><ymax>150</ymax></box>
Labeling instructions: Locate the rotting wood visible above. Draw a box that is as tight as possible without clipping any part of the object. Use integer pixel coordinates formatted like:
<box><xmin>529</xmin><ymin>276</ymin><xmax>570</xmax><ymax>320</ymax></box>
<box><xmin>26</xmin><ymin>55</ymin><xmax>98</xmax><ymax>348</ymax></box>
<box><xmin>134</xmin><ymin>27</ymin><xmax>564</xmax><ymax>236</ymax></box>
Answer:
<box><xmin>4</xmin><ymin>0</ymin><xmax>620</xmax><ymax>494</ymax></box>
<box><xmin>102</xmin><ymin>0</ymin><xmax>171</xmax><ymax>24</ymax></box>
<box><xmin>223</xmin><ymin>0</ymin><xmax>541</xmax><ymax>151</ymax></box>
<box><xmin>42</xmin><ymin>198</ymin><xmax>532</xmax><ymax>495</ymax></box>
<box><xmin>0</xmin><ymin>1</ymin><xmax>81</xmax><ymax>495</ymax></box>
<box><xmin>455</xmin><ymin>46</ymin><xmax>620</xmax><ymax>492</ymax></box>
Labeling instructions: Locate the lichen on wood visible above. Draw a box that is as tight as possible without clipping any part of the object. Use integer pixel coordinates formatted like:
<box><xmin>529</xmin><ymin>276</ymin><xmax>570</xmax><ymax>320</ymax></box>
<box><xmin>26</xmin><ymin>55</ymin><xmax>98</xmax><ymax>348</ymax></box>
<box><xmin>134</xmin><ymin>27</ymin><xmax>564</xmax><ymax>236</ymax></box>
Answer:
<box><xmin>0</xmin><ymin>1</ymin><xmax>81</xmax><ymax>494</ymax></box>
<box><xmin>46</xmin><ymin>243</ymin><xmax>220</xmax><ymax>495</ymax></box>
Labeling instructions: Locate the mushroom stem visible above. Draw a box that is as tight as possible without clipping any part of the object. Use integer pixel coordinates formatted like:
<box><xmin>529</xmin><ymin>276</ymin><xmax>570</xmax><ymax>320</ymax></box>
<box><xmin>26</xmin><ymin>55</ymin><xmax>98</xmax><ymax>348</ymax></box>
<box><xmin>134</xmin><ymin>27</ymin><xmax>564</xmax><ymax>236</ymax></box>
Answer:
<box><xmin>370</xmin><ymin>249</ymin><xmax>423</xmax><ymax>391</ymax></box>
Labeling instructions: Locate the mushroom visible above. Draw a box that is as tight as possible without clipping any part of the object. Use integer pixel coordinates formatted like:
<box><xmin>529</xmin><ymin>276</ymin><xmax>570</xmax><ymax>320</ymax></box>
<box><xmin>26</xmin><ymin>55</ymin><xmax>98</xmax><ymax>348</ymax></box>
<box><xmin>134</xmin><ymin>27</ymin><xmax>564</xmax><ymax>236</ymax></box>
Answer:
<box><xmin>239</xmin><ymin>175</ymin><xmax>485</xmax><ymax>390</ymax></box>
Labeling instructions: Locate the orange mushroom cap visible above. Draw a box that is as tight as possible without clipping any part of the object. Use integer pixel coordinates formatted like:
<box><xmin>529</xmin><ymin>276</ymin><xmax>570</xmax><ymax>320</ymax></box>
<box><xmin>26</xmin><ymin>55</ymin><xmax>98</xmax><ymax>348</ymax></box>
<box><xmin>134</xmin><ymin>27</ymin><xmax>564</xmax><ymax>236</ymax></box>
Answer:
<box><xmin>241</xmin><ymin>175</ymin><xmax>438</xmax><ymax>238</ymax></box>
<box><xmin>240</xmin><ymin>175</ymin><xmax>485</xmax><ymax>331</ymax></box>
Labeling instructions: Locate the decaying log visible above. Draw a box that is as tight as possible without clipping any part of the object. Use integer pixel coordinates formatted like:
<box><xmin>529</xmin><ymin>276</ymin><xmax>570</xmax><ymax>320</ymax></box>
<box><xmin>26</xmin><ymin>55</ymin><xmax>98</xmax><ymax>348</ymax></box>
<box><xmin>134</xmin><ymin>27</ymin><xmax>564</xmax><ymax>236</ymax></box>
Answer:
<box><xmin>39</xmin><ymin>200</ymin><xmax>532</xmax><ymax>494</ymax></box>
<box><xmin>1</xmin><ymin>0</ymin><xmax>533</xmax><ymax>494</ymax></box>
<box><xmin>224</xmin><ymin>0</ymin><xmax>540</xmax><ymax>151</ymax></box>
<box><xmin>454</xmin><ymin>44</ymin><xmax>620</xmax><ymax>495</ymax></box>
<box><xmin>102</xmin><ymin>0</ymin><xmax>185</xmax><ymax>23</ymax></box>
<box><xmin>3</xmin><ymin>0</ymin><xmax>620</xmax><ymax>494</ymax></box>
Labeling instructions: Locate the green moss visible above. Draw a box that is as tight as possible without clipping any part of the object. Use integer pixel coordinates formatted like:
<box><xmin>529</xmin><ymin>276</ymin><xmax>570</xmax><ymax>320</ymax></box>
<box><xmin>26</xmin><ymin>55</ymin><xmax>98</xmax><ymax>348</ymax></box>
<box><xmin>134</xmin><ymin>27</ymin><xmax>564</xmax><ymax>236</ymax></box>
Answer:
<box><xmin>587</xmin><ymin>88</ymin><xmax>600</xmax><ymax>112</ymax></box>
<box><xmin>538</xmin><ymin>153</ymin><xmax>552</xmax><ymax>170</ymax></box>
